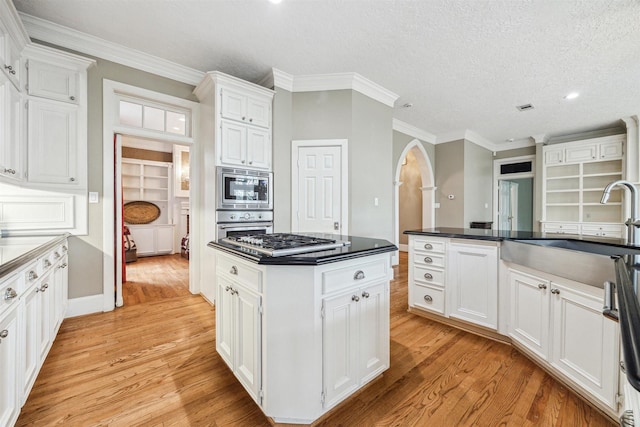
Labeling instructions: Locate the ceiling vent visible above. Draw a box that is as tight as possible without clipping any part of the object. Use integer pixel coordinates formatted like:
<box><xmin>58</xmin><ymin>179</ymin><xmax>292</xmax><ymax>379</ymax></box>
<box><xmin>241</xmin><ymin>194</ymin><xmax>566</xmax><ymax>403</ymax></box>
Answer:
<box><xmin>516</xmin><ymin>103</ymin><xmax>534</xmax><ymax>112</ymax></box>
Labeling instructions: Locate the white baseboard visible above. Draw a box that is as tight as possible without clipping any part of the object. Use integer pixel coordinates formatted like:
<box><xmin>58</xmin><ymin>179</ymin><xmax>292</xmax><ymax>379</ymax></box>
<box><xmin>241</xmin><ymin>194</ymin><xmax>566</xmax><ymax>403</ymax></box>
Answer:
<box><xmin>66</xmin><ymin>294</ymin><xmax>104</xmax><ymax>318</ymax></box>
<box><xmin>399</xmin><ymin>243</ymin><xmax>409</xmax><ymax>252</ymax></box>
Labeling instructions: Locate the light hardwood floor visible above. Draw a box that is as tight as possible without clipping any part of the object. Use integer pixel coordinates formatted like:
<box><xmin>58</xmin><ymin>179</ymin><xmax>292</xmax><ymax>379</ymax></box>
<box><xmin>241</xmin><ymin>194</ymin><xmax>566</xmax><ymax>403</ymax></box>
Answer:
<box><xmin>17</xmin><ymin>252</ymin><xmax>615</xmax><ymax>426</ymax></box>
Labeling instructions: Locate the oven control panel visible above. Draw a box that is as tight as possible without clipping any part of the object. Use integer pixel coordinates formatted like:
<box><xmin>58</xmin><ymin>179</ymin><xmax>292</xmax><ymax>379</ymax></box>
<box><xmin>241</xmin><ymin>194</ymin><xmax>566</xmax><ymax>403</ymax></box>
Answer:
<box><xmin>216</xmin><ymin>210</ymin><xmax>273</xmax><ymax>223</ymax></box>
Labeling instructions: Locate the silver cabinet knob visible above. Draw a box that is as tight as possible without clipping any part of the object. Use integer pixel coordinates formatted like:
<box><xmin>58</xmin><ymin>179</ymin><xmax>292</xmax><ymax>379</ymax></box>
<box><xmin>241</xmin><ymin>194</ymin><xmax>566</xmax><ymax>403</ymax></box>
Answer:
<box><xmin>60</xmin><ymin>263</ymin><xmax>67</xmax><ymax>269</ymax></box>
<box><xmin>230</xmin><ymin>266</ymin><xmax>238</xmax><ymax>275</ymax></box>
<box><xmin>54</xmin><ymin>251</ymin><xmax>61</xmax><ymax>259</ymax></box>
<box><xmin>352</xmin><ymin>295</ymin><xmax>360</xmax><ymax>302</ymax></box>
<box><xmin>225</xmin><ymin>286</ymin><xmax>231</xmax><ymax>292</ymax></box>
<box><xmin>62</xmin><ymin>245</ymin><xmax>68</xmax><ymax>252</ymax></box>
<box><xmin>551</xmin><ymin>288</ymin><xmax>560</xmax><ymax>295</ymax></box>
<box><xmin>424</xmin><ymin>256</ymin><xmax>433</xmax><ymax>264</ymax></box>
<box><xmin>353</xmin><ymin>270</ymin><xmax>365</xmax><ymax>280</ymax></box>
<box><xmin>424</xmin><ymin>273</ymin><xmax>433</xmax><ymax>280</ymax></box>
<box><xmin>4</xmin><ymin>288</ymin><xmax>17</xmax><ymax>300</ymax></box>
<box><xmin>424</xmin><ymin>243</ymin><xmax>433</xmax><ymax>250</ymax></box>
<box><xmin>44</xmin><ymin>259</ymin><xmax>51</xmax><ymax>268</ymax></box>
<box><xmin>3</xmin><ymin>168</ymin><xmax>16</xmax><ymax>174</ymax></box>
<box><xmin>249</xmin><ymin>118</ymin><xmax>253</xmax><ymax>122</ymax></box>
<box><xmin>70</xmin><ymin>177</ymin><xmax>76</xmax><ymax>182</ymax></box>
<box><xmin>248</xmin><ymin>161</ymin><xmax>253</xmax><ymax>165</ymax></box>
<box><xmin>70</xmin><ymin>96</ymin><xmax>76</xmax><ymax>101</ymax></box>
<box><xmin>241</xmin><ymin>160</ymin><xmax>245</xmax><ymax>164</ymax></box>
<box><xmin>362</xmin><ymin>291</ymin><xmax>370</xmax><ymax>299</ymax></box>
<box><xmin>424</xmin><ymin>295</ymin><xmax>433</xmax><ymax>303</ymax></box>
<box><xmin>0</xmin><ymin>329</ymin><xmax>7</xmax><ymax>339</ymax></box>
<box><xmin>242</xmin><ymin>116</ymin><xmax>246</xmax><ymax>121</ymax></box>
<box><xmin>39</xmin><ymin>283</ymin><xmax>49</xmax><ymax>292</ymax></box>
<box><xmin>538</xmin><ymin>283</ymin><xmax>547</xmax><ymax>290</ymax></box>
<box><xmin>28</xmin><ymin>271</ymin><xmax>38</xmax><ymax>281</ymax></box>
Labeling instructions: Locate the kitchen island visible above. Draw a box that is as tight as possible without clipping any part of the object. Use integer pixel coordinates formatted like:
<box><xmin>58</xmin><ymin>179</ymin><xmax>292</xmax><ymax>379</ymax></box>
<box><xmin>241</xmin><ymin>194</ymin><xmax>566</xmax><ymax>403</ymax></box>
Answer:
<box><xmin>207</xmin><ymin>234</ymin><xmax>396</xmax><ymax>425</ymax></box>
<box><xmin>404</xmin><ymin>227</ymin><xmax>640</xmax><ymax>422</ymax></box>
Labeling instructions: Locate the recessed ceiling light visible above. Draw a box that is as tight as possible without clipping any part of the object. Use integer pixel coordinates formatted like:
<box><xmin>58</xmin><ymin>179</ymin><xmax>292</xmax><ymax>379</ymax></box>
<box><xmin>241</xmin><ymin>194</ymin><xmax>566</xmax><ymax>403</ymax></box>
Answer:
<box><xmin>564</xmin><ymin>92</ymin><xmax>580</xmax><ymax>100</ymax></box>
<box><xmin>506</xmin><ymin>138</ymin><xmax>515</xmax><ymax>142</ymax></box>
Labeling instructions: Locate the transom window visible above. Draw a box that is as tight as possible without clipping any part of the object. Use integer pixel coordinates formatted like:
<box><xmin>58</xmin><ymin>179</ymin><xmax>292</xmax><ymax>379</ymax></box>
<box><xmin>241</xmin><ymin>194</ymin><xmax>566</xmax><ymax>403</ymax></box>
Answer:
<box><xmin>118</xmin><ymin>97</ymin><xmax>190</xmax><ymax>137</ymax></box>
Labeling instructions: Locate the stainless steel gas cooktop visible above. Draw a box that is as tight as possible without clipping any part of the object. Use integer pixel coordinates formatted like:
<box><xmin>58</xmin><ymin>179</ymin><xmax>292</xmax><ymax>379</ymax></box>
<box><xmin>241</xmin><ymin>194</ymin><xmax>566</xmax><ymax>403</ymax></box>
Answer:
<box><xmin>221</xmin><ymin>233</ymin><xmax>351</xmax><ymax>256</ymax></box>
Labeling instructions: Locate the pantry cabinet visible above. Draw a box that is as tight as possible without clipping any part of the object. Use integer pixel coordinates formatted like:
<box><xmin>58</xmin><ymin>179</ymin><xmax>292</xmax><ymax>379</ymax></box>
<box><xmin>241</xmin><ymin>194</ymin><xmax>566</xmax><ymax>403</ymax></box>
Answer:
<box><xmin>194</xmin><ymin>71</ymin><xmax>274</xmax><ymax>171</ymax></box>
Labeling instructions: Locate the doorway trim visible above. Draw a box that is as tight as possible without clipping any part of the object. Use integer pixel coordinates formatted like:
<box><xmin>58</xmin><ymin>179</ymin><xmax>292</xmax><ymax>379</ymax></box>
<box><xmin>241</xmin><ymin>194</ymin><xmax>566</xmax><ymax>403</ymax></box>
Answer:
<box><xmin>102</xmin><ymin>79</ymin><xmax>199</xmax><ymax>312</ymax></box>
<box><xmin>394</xmin><ymin>139</ymin><xmax>435</xmax><ymax>263</ymax></box>
<box><xmin>493</xmin><ymin>154</ymin><xmax>535</xmax><ymax>231</ymax></box>
<box><xmin>291</xmin><ymin>139</ymin><xmax>349</xmax><ymax>235</ymax></box>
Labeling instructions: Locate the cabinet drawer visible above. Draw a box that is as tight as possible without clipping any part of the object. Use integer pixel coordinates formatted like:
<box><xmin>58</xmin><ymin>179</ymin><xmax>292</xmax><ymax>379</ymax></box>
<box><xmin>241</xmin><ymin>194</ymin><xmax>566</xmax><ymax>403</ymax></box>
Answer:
<box><xmin>410</xmin><ymin>284</ymin><xmax>445</xmax><ymax>315</ymax></box>
<box><xmin>414</xmin><ymin>266</ymin><xmax>444</xmax><ymax>287</ymax></box>
<box><xmin>322</xmin><ymin>260</ymin><xmax>387</xmax><ymax>294</ymax></box>
<box><xmin>543</xmin><ymin>223</ymin><xmax>580</xmax><ymax>235</ymax></box>
<box><xmin>413</xmin><ymin>238</ymin><xmax>445</xmax><ymax>254</ymax></box>
<box><xmin>216</xmin><ymin>255</ymin><xmax>262</xmax><ymax>293</ymax></box>
<box><xmin>414</xmin><ymin>252</ymin><xmax>445</xmax><ymax>268</ymax></box>
<box><xmin>581</xmin><ymin>224</ymin><xmax>623</xmax><ymax>238</ymax></box>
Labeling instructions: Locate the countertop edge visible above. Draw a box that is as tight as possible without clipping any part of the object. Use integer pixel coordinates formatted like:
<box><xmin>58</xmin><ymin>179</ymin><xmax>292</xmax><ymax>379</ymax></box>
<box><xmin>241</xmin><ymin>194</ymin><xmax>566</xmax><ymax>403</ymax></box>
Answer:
<box><xmin>0</xmin><ymin>234</ymin><xmax>70</xmax><ymax>279</ymax></box>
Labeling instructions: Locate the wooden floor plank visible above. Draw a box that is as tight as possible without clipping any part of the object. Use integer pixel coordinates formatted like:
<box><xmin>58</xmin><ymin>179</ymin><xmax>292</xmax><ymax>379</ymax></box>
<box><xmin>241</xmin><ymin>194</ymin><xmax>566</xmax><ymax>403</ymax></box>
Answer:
<box><xmin>17</xmin><ymin>252</ymin><xmax>614</xmax><ymax>426</ymax></box>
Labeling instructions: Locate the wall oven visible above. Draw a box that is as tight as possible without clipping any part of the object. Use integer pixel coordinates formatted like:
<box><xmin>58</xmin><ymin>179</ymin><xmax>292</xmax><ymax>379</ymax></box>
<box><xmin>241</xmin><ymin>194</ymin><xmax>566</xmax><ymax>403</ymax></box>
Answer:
<box><xmin>217</xmin><ymin>167</ymin><xmax>272</xmax><ymax>210</ymax></box>
<box><xmin>216</xmin><ymin>210</ymin><xmax>273</xmax><ymax>240</ymax></box>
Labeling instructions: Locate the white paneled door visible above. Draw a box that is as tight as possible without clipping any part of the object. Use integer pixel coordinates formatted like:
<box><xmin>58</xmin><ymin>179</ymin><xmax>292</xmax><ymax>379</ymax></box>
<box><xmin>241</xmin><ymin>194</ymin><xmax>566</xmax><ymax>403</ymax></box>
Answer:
<box><xmin>293</xmin><ymin>143</ymin><xmax>345</xmax><ymax>233</ymax></box>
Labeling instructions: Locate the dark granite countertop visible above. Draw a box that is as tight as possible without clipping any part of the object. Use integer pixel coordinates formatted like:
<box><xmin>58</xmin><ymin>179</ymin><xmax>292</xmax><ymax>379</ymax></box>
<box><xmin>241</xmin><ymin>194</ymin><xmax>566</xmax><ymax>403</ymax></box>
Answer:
<box><xmin>404</xmin><ymin>227</ymin><xmax>640</xmax><ymax>253</ymax></box>
<box><xmin>208</xmin><ymin>233</ymin><xmax>397</xmax><ymax>265</ymax></box>
<box><xmin>0</xmin><ymin>234</ymin><xmax>70</xmax><ymax>278</ymax></box>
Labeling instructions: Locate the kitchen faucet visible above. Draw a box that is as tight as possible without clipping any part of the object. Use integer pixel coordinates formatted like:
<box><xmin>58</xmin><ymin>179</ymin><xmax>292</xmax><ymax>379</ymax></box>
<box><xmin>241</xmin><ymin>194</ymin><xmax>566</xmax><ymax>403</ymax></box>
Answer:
<box><xmin>601</xmin><ymin>179</ymin><xmax>640</xmax><ymax>252</ymax></box>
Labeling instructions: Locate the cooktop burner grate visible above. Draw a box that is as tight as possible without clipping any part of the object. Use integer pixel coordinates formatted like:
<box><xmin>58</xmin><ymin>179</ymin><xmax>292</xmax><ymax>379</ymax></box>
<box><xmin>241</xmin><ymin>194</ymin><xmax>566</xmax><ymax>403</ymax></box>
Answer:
<box><xmin>221</xmin><ymin>233</ymin><xmax>350</xmax><ymax>256</ymax></box>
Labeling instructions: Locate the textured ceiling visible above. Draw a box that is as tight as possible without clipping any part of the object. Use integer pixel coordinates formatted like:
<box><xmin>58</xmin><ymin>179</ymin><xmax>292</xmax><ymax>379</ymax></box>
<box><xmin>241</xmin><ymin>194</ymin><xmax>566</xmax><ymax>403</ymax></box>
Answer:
<box><xmin>12</xmin><ymin>0</ymin><xmax>640</xmax><ymax>147</ymax></box>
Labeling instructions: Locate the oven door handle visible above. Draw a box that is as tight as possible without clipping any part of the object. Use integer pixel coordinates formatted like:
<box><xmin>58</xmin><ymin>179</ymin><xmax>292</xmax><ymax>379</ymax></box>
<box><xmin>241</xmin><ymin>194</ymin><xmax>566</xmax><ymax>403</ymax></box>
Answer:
<box><xmin>218</xmin><ymin>222</ymin><xmax>272</xmax><ymax>229</ymax></box>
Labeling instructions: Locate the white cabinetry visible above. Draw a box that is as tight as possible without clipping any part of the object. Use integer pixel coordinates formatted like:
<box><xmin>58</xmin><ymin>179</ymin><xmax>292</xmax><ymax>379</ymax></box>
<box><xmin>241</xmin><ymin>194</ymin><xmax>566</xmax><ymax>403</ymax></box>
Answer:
<box><xmin>194</xmin><ymin>71</ymin><xmax>274</xmax><ymax>171</ymax></box>
<box><xmin>127</xmin><ymin>224</ymin><xmax>174</xmax><ymax>256</ymax></box>
<box><xmin>0</xmin><ymin>0</ymin><xmax>27</xmax><ymax>89</ymax></box>
<box><xmin>447</xmin><ymin>241</ymin><xmax>498</xmax><ymax>329</ymax></box>
<box><xmin>0</xmin><ymin>271</ymin><xmax>21</xmax><ymax>427</ymax></box>
<box><xmin>408</xmin><ymin>237</ymin><xmax>447</xmax><ymax>315</ymax></box>
<box><xmin>507</xmin><ymin>266</ymin><xmax>619</xmax><ymax>411</ymax></box>
<box><xmin>215</xmin><ymin>253</ymin><xmax>263</xmax><ymax>404</ymax></box>
<box><xmin>322</xmin><ymin>278</ymin><xmax>388</xmax><ymax>409</ymax></box>
<box><xmin>0</xmin><ymin>75</ymin><xmax>22</xmax><ymax>181</ymax></box>
<box><xmin>542</xmin><ymin>134</ymin><xmax>625</xmax><ymax>236</ymax></box>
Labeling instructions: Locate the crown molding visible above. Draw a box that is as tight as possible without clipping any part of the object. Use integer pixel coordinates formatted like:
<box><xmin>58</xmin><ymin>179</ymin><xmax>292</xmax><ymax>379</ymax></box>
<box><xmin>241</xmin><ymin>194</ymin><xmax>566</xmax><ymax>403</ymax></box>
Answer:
<box><xmin>18</xmin><ymin>12</ymin><xmax>204</xmax><ymax>86</ymax></box>
<box><xmin>392</xmin><ymin>119</ymin><xmax>436</xmax><ymax>144</ymax></box>
<box><xmin>2</xmin><ymin>0</ymin><xmax>29</xmax><ymax>47</ymax></box>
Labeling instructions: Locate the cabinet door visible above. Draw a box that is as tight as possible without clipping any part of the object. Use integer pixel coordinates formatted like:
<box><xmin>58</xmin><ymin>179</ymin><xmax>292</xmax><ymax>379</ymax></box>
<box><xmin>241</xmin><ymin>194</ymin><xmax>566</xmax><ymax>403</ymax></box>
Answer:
<box><xmin>358</xmin><ymin>281</ymin><xmax>388</xmax><ymax>384</ymax></box>
<box><xmin>550</xmin><ymin>283</ymin><xmax>618</xmax><ymax>409</ymax></box>
<box><xmin>52</xmin><ymin>256</ymin><xmax>68</xmax><ymax>334</ymax></box>
<box><xmin>246</xmin><ymin>96</ymin><xmax>271</xmax><ymax>128</ymax></box>
<box><xmin>27</xmin><ymin>99</ymin><xmax>79</xmax><ymax>185</ymax></box>
<box><xmin>447</xmin><ymin>243</ymin><xmax>498</xmax><ymax>329</ymax></box>
<box><xmin>323</xmin><ymin>291</ymin><xmax>359</xmax><ymax>408</ymax></box>
<box><xmin>220</xmin><ymin>88</ymin><xmax>247</xmax><ymax>123</ymax></box>
<box><xmin>128</xmin><ymin>226</ymin><xmax>155</xmax><ymax>256</ymax></box>
<box><xmin>565</xmin><ymin>145</ymin><xmax>597</xmax><ymax>163</ymax></box>
<box><xmin>0</xmin><ymin>76</ymin><xmax>22</xmax><ymax>181</ymax></box>
<box><xmin>0</xmin><ymin>307</ymin><xmax>19</xmax><ymax>427</ymax></box>
<box><xmin>599</xmin><ymin>141</ymin><xmax>623</xmax><ymax>160</ymax></box>
<box><xmin>246</xmin><ymin>128</ymin><xmax>271</xmax><ymax>170</ymax></box>
<box><xmin>38</xmin><ymin>271</ymin><xmax>53</xmax><ymax>362</ymax></box>
<box><xmin>0</xmin><ymin>29</ymin><xmax>20</xmax><ymax>88</ymax></box>
<box><xmin>234</xmin><ymin>284</ymin><xmax>262</xmax><ymax>403</ymax></box>
<box><xmin>156</xmin><ymin>226</ymin><xmax>174</xmax><ymax>254</ymax></box>
<box><xmin>220</xmin><ymin>120</ymin><xmax>247</xmax><ymax>167</ymax></box>
<box><xmin>508</xmin><ymin>269</ymin><xmax>550</xmax><ymax>359</ymax></box>
<box><xmin>21</xmin><ymin>284</ymin><xmax>40</xmax><ymax>403</ymax></box>
<box><xmin>27</xmin><ymin>59</ymin><xmax>79</xmax><ymax>103</ymax></box>
<box><xmin>544</xmin><ymin>148</ymin><xmax>564</xmax><ymax>165</ymax></box>
<box><xmin>216</xmin><ymin>279</ymin><xmax>235</xmax><ymax>369</ymax></box>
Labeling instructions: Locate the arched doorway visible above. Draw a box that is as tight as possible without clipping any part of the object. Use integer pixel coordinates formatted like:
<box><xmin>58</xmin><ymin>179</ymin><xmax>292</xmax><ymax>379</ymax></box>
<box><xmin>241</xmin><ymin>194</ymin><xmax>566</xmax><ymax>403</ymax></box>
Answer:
<box><xmin>394</xmin><ymin>139</ymin><xmax>435</xmax><ymax>264</ymax></box>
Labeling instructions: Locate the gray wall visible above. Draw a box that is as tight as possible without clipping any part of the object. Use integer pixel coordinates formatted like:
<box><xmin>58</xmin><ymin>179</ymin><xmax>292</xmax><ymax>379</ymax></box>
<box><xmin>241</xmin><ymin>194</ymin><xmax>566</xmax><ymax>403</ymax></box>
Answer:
<box><xmin>435</xmin><ymin>140</ymin><xmax>464</xmax><ymax>227</ymax></box>
<box><xmin>36</xmin><ymin>41</ymin><xmax>197</xmax><ymax>299</ymax></box>
<box><xmin>494</xmin><ymin>146</ymin><xmax>536</xmax><ymax>159</ymax></box>
<box><xmin>463</xmin><ymin>140</ymin><xmax>493</xmax><ymax>226</ymax></box>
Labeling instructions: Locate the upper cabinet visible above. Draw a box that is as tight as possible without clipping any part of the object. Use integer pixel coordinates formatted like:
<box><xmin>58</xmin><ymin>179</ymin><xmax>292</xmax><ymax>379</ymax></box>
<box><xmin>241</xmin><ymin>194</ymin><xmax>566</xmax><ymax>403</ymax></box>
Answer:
<box><xmin>22</xmin><ymin>44</ymin><xmax>94</xmax><ymax>188</ymax></box>
<box><xmin>195</xmin><ymin>71</ymin><xmax>275</xmax><ymax>171</ymax></box>
<box><xmin>0</xmin><ymin>0</ymin><xmax>28</xmax><ymax>89</ymax></box>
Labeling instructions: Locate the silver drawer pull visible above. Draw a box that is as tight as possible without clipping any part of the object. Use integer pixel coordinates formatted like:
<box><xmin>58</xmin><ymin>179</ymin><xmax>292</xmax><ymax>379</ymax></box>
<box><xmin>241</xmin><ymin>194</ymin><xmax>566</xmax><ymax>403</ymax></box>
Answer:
<box><xmin>54</xmin><ymin>251</ymin><xmax>61</xmax><ymax>259</ymax></box>
<box><xmin>225</xmin><ymin>286</ymin><xmax>231</xmax><ymax>292</ymax></box>
<box><xmin>352</xmin><ymin>295</ymin><xmax>360</xmax><ymax>302</ymax></box>
<box><xmin>551</xmin><ymin>288</ymin><xmax>560</xmax><ymax>295</ymax></box>
<box><xmin>28</xmin><ymin>271</ymin><xmax>38</xmax><ymax>281</ymax></box>
<box><xmin>424</xmin><ymin>273</ymin><xmax>433</xmax><ymax>280</ymax></box>
<box><xmin>4</xmin><ymin>288</ymin><xmax>17</xmax><ymax>300</ymax></box>
<box><xmin>44</xmin><ymin>259</ymin><xmax>51</xmax><ymax>268</ymax></box>
<box><xmin>424</xmin><ymin>295</ymin><xmax>433</xmax><ymax>303</ymax></box>
<box><xmin>424</xmin><ymin>256</ymin><xmax>433</xmax><ymax>264</ymax></box>
<box><xmin>424</xmin><ymin>243</ymin><xmax>433</xmax><ymax>250</ymax></box>
<box><xmin>538</xmin><ymin>283</ymin><xmax>547</xmax><ymax>290</ymax></box>
<box><xmin>0</xmin><ymin>329</ymin><xmax>7</xmax><ymax>339</ymax></box>
<box><xmin>362</xmin><ymin>291</ymin><xmax>370</xmax><ymax>299</ymax></box>
<box><xmin>230</xmin><ymin>266</ymin><xmax>238</xmax><ymax>275</ymax></box>
<box><xmin>354</xmin><ymin>270</ymin><xmax>365</xmax><ymax>280</ymax></box>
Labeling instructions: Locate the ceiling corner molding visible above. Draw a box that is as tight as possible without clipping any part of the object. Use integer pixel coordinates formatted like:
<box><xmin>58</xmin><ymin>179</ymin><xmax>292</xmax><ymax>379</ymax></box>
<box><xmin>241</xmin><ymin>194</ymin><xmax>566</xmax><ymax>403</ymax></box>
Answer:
<box><xmin>392</xmin><ymin>119</ymin><xmax>436</xmax><ymax>143</ymax></box>
<box><xmin>270</xmin><ymin>68</ymin><xmax>294</xmax><ymax>92</ymax></box>
<box><xmin>434</xmin><ymin>130</ymin><xmax>466</xmax><ymax>145</ymax></box>
<box><xmin>531</xmin><ymin>134</ymin><xmax>548</xmax><ymax>144</ymax></box>
<box><xmin>463</xmin><ymin>130</ymin><xmax>498</xmax><ymax>152</ymax></box>
<box><xmin>290</xmin><ymin>72</ymin><xmax>398</xmax><ymax>107</ymax></box>
<box><xmin>18</xmin><ymin>12</ymin><xmax>205</xmax><ymax>86</ymax></box>
<box><xmin>498</xmin><ymin>138</ymin><xmax>536</xmax><ymax>151</ymax></box>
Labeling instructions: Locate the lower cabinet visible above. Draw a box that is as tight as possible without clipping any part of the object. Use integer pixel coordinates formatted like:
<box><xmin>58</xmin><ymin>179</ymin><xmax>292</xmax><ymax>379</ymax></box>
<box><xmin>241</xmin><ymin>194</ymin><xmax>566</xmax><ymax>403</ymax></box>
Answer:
<box><xmin>128</xmin><ymin>224</ymin><xmax>175</xmax><ymax>256</ymax></box>
<box><xmin>322</xmin><ymin>280</ymin><xmax>388</xmax><ymax>408</ymax></box>
<box><xmin>215</xmin><ymin>276</ymin><xmax>262</xmax><ymax>404</ymax></box>
<box><xmin>0</xmin><ymin>304</ymin><xmax>19</xmax><ymax>427</ymax></box>
<box><xmin>507</xmin><ymin>267</ymin><xmax>619</xmax><ymax>411</ymax></box>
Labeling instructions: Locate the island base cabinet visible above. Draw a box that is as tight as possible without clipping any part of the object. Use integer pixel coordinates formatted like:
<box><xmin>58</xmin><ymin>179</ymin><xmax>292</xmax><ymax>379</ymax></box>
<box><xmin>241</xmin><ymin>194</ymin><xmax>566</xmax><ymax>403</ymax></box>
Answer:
<box><xmin>549</xmin><ymin>283</ymin><xmax>618</xmax><ymax>409</ymax></box>
<box><xmin>0</xmin><ymin>306</ymin><xmax>19</xmax><ymax>427</ymax></box>
<box><xmin>322</xmin><ymin>280</ymin><xmax>389</xmax><ymax>409</ymax></box>
<box><xmin>215</xmin><ymin>277</ymin><xmax>262</xmax><ymax>405</ymax></box>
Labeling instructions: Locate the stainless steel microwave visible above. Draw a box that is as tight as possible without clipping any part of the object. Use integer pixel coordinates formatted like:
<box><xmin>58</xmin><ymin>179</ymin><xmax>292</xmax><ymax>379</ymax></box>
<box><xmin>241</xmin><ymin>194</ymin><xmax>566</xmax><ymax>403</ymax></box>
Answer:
<box><xmin>217</xmin><ymin>167</ymin><xmax>273</xmax><ymax>210</ymax></box>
